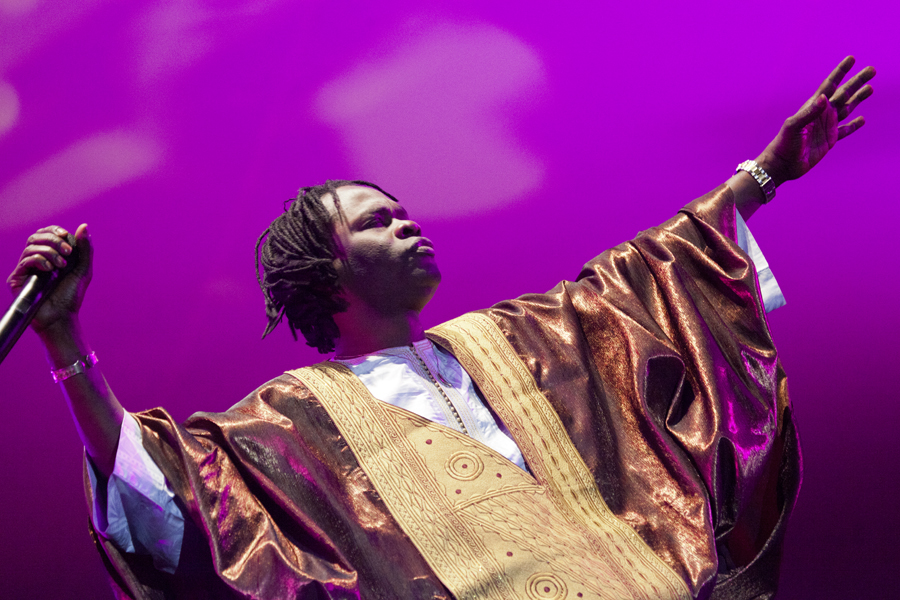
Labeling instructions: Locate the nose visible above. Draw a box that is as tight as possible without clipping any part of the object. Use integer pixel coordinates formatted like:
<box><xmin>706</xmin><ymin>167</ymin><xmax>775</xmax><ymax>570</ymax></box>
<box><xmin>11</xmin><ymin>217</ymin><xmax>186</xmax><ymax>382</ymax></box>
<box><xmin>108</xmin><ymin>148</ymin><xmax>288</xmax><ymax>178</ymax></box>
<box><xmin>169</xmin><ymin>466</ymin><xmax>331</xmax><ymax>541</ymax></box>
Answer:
<box><xmin>395</xmin><ymin>219</ymin><xmax>421</xmax><ymax>239</ymax></box>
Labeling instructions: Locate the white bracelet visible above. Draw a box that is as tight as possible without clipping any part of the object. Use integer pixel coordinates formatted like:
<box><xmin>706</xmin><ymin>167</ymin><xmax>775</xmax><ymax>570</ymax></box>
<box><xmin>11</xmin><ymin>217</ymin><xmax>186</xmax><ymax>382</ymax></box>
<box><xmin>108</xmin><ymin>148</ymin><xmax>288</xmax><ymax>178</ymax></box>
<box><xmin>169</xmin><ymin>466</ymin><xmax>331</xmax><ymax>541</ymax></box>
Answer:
<box><xmin>736</xmin><ymin>160</ymin><xmax>776</xmax><ymax>204</ymax></box>
<box><xmin>51</xmin><ymin>351</ymin><xmax>99</xmax><ymax>383</ymax></box>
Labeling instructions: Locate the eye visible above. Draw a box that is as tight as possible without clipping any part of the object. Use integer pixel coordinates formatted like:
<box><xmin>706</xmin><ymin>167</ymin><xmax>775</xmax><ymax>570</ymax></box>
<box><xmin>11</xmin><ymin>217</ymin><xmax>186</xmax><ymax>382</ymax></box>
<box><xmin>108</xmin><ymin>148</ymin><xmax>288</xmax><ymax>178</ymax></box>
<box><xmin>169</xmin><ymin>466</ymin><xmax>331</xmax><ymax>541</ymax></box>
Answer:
<box><xmin>365</xmin><ymin>212</ymin><xmax>391</xmax><ymax>228</ymax></box>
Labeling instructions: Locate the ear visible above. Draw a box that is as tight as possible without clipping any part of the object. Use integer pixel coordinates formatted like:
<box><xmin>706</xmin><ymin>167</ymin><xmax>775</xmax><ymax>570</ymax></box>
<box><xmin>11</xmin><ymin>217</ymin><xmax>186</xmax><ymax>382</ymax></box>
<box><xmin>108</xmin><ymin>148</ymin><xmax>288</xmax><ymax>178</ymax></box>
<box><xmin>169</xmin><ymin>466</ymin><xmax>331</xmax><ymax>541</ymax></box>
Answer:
<box><xmin>332</xmin><ymin>256</ymin><xmax>348</xmax><ymax>286</ymax></box>
<box><xmin>329</xmin><ymin>222</ymin><xmax>350</xmax><ymax>286</ymax></box>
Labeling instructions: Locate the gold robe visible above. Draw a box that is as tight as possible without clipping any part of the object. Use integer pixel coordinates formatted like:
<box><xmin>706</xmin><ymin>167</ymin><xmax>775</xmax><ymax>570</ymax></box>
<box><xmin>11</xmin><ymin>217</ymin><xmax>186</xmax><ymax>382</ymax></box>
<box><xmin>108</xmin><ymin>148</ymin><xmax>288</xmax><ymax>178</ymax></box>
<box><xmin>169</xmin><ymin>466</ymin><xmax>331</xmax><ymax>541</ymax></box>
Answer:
<box><xmin>87</xmin><ymin>186</ymin><xmax>801</xmax><ymax>599</ymax></box>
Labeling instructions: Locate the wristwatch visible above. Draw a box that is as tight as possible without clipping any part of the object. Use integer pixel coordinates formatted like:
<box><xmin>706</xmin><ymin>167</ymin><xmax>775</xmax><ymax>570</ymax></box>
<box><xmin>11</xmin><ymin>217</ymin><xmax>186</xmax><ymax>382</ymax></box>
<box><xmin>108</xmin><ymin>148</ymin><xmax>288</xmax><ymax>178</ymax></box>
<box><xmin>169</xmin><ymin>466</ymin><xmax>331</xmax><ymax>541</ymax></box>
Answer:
<box><xmin>735</xmin><ymin>160</ymin><xmax>776</xmax><ymax>204</ymax></box>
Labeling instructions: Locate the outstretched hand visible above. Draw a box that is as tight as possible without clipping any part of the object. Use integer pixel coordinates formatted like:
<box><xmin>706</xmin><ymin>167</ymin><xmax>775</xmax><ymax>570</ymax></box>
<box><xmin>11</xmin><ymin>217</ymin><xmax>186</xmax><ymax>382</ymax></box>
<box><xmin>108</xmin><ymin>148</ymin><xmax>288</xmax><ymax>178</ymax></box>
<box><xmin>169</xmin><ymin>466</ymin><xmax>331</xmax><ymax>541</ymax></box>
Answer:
<box><xmin>6</xmin><ymin>224</ymin><xmax>93</xmax><ymax>334</ymax></box>
<box><xmin>757</xmin><ymin>56</ymin><xmax>875</xmax><ymax>187</ymax></box>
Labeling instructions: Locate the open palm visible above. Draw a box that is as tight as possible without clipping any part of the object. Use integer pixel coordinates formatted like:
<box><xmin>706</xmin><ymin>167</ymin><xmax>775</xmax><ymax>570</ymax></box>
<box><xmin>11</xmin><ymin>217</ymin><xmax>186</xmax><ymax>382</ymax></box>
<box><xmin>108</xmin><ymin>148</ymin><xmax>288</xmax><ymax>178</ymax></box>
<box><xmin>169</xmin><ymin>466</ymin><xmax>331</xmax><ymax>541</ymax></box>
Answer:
<box><xmin>761</xmin><ymin>56</ymin><xmax>875</xmax><ymax>186</ymax></box>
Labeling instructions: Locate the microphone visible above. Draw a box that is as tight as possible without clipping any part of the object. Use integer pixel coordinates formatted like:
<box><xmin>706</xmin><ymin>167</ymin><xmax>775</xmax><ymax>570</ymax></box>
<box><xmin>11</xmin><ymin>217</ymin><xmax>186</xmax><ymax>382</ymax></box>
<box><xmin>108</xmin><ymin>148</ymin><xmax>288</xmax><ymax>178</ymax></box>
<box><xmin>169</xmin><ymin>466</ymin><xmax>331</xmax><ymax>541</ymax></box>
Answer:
<box><xmin>0</xmin><ymin>234</ymin><xmax>79</xmax><ymax>365</ymax></box>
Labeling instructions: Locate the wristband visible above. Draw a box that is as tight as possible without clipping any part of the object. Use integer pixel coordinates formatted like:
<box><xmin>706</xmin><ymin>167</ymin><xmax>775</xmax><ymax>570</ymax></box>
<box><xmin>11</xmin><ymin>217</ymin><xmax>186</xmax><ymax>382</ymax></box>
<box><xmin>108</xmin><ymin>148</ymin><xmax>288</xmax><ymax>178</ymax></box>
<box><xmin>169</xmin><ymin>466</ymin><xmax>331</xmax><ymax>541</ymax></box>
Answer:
<box><xmin>736</xmin><ymin>160</ymin><xmax>776</xmax><ymax>204</ymax></box>
<box><xmin>51</xmin><ymin>351</ymin><xmax>99</xmax><ymax>383</ymax></box>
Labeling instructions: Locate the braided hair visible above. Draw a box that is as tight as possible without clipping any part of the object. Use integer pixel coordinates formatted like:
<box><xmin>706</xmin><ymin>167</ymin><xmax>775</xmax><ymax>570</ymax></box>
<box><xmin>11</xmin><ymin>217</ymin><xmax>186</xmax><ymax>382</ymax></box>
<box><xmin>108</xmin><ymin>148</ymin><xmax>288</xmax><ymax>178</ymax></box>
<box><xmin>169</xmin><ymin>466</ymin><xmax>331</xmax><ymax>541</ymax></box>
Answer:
<box><xmin>255</xmin><ymin>180</ymin><xmax>399</xmax><ymax>353</ymax></box>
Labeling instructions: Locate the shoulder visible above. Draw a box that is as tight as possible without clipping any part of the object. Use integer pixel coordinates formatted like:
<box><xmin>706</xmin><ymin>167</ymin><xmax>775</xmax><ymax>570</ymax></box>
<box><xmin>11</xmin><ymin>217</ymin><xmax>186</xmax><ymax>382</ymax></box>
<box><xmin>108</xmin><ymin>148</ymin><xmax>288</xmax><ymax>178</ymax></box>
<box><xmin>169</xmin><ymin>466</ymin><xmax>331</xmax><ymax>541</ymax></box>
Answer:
<box><xmin>183</xmin><ymin>369</ymin><xmax>333</xmax><ymax>433</ymax></box>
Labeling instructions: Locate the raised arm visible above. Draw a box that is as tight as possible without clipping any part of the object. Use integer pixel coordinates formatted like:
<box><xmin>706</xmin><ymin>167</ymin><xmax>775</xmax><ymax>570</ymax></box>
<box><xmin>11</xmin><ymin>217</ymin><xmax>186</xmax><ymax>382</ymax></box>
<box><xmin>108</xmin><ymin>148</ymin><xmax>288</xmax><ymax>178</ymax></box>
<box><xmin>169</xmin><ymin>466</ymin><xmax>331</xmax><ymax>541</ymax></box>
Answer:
<box><xmin>728</xmin><ymin>55</ymin><xmax>875</xmax><ymax>221</ymax></box>
<box><xmin>6</xmin><ymin>224</ymin><xmax>124</xmax><ymax>477</ymax></box>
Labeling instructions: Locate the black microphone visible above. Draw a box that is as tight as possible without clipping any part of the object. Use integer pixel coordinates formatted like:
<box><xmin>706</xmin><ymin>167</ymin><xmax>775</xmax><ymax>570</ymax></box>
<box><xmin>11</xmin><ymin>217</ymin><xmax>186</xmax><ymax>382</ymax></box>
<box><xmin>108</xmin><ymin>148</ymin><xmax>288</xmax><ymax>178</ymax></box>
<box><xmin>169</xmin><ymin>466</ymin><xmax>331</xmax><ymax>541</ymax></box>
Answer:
<box><xmin>0</xmin><ymin>234</ymin><xmax>79</xmax><ymax>365</ymax></box>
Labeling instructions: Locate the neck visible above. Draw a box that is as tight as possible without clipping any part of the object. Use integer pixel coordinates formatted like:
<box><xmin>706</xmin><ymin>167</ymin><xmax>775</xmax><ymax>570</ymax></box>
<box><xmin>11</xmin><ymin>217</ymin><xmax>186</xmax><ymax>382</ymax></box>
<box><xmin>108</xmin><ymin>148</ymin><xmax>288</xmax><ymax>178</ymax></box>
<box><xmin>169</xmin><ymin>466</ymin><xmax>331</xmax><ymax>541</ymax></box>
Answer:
<box><xmin>332</xmin><ymin>304</ymin><xmax>426</xmax><ymax>358</ymax></box>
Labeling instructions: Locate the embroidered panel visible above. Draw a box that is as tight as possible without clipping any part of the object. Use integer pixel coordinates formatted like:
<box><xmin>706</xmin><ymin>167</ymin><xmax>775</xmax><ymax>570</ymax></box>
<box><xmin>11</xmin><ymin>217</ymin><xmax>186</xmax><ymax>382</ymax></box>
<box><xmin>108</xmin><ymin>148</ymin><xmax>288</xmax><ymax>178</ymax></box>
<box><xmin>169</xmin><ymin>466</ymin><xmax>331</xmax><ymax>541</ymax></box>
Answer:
<box><xmin>288</xmin><ymin>314</ymin><xmax>691</xmax><ymax>599</ymax></box>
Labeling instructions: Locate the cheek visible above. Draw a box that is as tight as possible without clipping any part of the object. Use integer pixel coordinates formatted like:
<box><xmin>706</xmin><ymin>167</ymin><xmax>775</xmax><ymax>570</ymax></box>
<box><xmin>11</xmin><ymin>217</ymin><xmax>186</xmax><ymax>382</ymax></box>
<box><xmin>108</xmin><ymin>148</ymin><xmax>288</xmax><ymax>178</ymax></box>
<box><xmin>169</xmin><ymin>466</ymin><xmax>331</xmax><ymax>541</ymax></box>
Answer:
<box><xmin>346</xmin><ymin>243</ymin><xmax>396</xmax><ymax>278</ymax></box>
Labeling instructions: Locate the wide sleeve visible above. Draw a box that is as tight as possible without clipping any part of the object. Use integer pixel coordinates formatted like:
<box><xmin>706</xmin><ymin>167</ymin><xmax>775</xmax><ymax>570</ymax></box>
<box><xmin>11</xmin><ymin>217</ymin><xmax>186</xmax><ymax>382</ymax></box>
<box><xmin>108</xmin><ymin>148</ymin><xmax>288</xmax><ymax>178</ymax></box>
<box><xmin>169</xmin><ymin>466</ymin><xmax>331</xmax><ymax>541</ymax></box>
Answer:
<box><xmin>85</xmin><ymin>375</ymin><xmax>453</xmax><ymax>600</ymax></box>
<box><xmin>85</xmin><ymin>413</ymin><xmax>184</xmax><ymax>574</ymax></box>
<box><xmin>483</xmin><ymin>185</ymin><xmax>801</xmax><ymax>599</ymax></box>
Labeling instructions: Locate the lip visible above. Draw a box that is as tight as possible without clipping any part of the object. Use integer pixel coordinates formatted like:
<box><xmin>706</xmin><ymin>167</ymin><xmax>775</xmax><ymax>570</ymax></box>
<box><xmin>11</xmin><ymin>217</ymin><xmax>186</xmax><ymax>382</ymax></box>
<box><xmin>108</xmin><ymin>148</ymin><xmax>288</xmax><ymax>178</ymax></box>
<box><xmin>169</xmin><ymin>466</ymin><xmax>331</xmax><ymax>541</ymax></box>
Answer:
<box><xmin>414</xmin><ymin>238</ymin><xmax>435</xmax><ymax>255</ymax></box>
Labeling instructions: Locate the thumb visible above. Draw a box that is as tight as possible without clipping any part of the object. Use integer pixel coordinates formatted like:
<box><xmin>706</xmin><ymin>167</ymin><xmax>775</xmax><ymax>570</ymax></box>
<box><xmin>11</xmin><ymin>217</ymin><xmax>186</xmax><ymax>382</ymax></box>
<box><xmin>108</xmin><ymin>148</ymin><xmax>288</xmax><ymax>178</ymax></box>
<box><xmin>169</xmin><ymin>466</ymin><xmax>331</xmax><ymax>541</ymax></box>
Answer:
<box><xmin>72</xmin><ymin>223</ymin><xmax>93</xmax><ymax>280</ymax></box>
<box><xmin>787</xmin><ymin>94</ymin><xmax>828</xmax><ymax>130</ymax></box>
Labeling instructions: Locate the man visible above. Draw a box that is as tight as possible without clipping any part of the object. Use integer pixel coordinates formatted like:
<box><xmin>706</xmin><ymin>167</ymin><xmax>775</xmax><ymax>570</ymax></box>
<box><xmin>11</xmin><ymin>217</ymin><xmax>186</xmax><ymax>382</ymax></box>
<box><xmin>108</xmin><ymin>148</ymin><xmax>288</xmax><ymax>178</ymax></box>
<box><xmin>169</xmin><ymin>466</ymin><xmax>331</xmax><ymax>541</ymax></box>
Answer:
<box><xmin>7</xmin><ymin>57</ymin><xmax>875</xmax><ymax>599</ymax></box>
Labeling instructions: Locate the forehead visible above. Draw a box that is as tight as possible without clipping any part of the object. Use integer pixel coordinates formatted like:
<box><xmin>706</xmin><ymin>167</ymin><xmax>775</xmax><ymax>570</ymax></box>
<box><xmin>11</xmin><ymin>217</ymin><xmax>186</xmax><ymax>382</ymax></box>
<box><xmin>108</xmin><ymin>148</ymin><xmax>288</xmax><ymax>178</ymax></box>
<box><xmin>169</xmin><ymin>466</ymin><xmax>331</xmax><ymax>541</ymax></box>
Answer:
<box><xmin>326</xmin><ymin>185</ymin><xmax>405</xmax><ymax>222</ymax></box>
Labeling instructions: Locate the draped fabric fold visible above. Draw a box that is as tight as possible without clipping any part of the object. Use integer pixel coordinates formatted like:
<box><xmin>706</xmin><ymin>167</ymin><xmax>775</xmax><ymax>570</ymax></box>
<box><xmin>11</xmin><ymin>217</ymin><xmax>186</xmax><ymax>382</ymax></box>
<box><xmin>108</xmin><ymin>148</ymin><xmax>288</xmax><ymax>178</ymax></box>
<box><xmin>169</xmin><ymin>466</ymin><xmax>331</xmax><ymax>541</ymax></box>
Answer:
<box><xmin>86</xmin><ymin>185</ymin><xmax>801</xmax><ymax>599</ymax></box>
<box><xmin>480</xmin><ymin>185</ymin><xmax>801</xmax><ymax>599</ymax></box>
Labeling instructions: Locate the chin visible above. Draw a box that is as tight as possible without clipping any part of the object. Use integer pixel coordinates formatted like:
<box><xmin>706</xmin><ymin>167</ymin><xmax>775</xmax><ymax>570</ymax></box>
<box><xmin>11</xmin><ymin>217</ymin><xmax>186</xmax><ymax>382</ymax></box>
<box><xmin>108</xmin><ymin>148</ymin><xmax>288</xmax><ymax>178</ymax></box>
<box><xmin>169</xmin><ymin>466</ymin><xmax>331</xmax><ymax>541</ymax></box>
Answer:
<box><xmin>413</xmin><ymin>281</ymin><xmax>440</xmax><ymax>312</ymax></box>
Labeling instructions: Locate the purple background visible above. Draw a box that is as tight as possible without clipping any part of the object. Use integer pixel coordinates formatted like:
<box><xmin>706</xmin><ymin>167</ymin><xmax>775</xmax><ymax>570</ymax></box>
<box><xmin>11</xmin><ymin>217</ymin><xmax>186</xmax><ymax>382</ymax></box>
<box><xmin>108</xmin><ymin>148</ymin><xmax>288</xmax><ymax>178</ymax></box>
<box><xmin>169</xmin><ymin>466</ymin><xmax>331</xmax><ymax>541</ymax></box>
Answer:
<box><xmin>1</xmin><ymin>1</ymin><xmax>897</xmax><ymax>598</ymax></box>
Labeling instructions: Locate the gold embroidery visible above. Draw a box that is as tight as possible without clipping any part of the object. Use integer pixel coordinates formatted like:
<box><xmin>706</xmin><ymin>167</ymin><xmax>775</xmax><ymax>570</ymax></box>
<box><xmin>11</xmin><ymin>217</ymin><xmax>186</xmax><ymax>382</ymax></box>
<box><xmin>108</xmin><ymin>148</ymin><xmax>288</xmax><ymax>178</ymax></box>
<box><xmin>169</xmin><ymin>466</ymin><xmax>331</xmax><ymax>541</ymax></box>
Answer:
<box><xmin>289</xmin><ymin>364</ymin><xmax>512</xmax><ymax>600</ymax></box>
<box><xmin>288</xmin><ymin>313</ymin><xmax>692</xmax><ymax>600</ymax></box>
<box><xmin>429</xmin><ymin>313</ymin><xmax>691</xmax><ymax>600</ymax></box>
<box><xmin>446</xmin><ymin>451</ymin><xmax>485</xmax><ymax>481</ymax></box>
<box><xmin>526</xmin><ymin>573</ymin><xmax>567</xmax><ymax>600</ymax></box>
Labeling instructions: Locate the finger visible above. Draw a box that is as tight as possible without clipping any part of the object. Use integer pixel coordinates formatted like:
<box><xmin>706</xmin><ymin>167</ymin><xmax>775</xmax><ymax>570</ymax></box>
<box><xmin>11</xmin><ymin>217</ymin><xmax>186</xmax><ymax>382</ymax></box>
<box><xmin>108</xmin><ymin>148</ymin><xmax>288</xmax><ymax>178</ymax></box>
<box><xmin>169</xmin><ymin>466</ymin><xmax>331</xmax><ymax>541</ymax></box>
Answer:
<box><xmin>19</xmin><ymin>243</ymin><xmax>69</xmax><ymax>269</ymax></box>
<box><xmin>74</xmin><ymin>223</ymin><xmax>90</xmax><ymax>245</ymax></box>
<box><xmin>837</xmin><ymin>84</ymin><xmax>874</xmax><ymax>121</ymax></box>
<box><xmin>837</xmin><ymin>116</ymin><xmax>865</xmax><ymax>141</ymax></box>
<box><xmin>34</xmin><ymin>225</ymin><xmax>69</xmax><ymax>236</ymax></box>
<box><xmin>815</xmin><ymin>56</ymin><xmax>856</xmax><ymax>98</ymax></box>
<box><xmin>786</xmin><ymin>94</ymin><xmax>828</xmax><ymax>131</ymax></box>
<box><xmin>25</xmin><ymin>230</ymin><xmax>74</xmax><ymax>257</ymax></box>
<box><xmin>72</xmin><ymin>223</ymin><xmax>93</xmax><ymax>279</ymax></box>
<box><xmin>9</xmin><ymin>254</ymin><xmax>60</xmax><ymax>291</ymax></box>
<box><xmin>831</xmin><ymin>65</ymin><xmax>876</xmax><ymax>107</ymax></box>
<box><xmin>6</xmin><ymin>248</ymin><xmax>70</xmax><ymax>293</ymax></box>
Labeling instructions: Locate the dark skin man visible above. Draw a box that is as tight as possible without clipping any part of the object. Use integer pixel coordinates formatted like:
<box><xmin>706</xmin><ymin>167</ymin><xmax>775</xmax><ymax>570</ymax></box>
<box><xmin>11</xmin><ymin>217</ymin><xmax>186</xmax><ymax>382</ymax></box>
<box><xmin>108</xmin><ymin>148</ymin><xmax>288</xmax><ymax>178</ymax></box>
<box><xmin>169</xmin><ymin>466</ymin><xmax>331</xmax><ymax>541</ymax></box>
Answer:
<box><xmin>6</xmin><ymin>56</ymin><xmax>876</xmax><ymax>483</ymax></box>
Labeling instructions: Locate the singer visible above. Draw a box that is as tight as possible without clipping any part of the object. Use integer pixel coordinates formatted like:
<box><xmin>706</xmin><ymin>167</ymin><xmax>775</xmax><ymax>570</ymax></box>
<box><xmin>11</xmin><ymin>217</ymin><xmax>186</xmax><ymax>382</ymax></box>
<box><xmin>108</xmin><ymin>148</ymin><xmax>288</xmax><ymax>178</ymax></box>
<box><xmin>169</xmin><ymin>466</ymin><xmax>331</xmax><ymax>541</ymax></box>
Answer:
<box><xmin>6</xmin><ymin>57</ymin><xmax>875</xmax><ymax>599</ymax></box>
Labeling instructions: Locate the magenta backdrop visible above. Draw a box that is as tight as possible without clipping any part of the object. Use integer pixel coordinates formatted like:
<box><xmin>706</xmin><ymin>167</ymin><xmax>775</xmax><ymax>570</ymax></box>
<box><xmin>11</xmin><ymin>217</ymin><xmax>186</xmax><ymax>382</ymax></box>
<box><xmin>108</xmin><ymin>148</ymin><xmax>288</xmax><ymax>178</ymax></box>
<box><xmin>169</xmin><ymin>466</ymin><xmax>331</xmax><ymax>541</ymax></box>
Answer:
<box><xmin>1</xmin><ymin>1</ymin><xmax>897</xmax><ymax>598</ymax></box>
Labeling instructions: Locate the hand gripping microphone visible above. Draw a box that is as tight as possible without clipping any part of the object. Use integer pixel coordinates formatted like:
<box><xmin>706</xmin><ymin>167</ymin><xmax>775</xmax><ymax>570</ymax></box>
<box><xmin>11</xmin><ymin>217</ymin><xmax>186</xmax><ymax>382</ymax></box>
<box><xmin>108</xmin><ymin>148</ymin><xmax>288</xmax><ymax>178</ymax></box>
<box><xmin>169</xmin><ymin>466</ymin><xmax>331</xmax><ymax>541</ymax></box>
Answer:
<box><xmin>0</xmin><ymin>234</ymin><xmax>80</xmax><ymax>365</ymax></box>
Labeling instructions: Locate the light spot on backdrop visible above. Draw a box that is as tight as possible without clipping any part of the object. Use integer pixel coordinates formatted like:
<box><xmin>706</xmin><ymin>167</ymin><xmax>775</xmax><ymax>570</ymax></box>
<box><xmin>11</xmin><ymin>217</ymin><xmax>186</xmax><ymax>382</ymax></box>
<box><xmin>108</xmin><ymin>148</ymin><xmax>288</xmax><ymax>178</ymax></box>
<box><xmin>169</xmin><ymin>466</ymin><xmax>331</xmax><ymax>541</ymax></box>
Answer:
<box><xmin>0</xmin><ymin>0</ymin><xmax>40</xmax><ymax>18</ymax></box>
<box><xmin>0</xmin><ymin>81</ymin><xmax>19</xmax><ymax>138</ymax></box>
<box><xmin>0</xmin><ymin>129</ymin><xmax>162</xmax><ymax>229</ymax></box>
<box><xmin>315</xmin><ymin>19</ymin><xmax>547</xmax><ymax>218</ymax></box>
<box><xmin>0</xmin><ymin>0</ymin><xmax>109</xmax><ymax>73</ymax></box>
<box><xmin>134</xmin><ymin>0</ymin><xmax>286</xmax><ymax>83</ymax></box>
<box><xmin>134</xmin><ymin>0</ymin><xmax>216</xmax><ymax>83</ymax></box>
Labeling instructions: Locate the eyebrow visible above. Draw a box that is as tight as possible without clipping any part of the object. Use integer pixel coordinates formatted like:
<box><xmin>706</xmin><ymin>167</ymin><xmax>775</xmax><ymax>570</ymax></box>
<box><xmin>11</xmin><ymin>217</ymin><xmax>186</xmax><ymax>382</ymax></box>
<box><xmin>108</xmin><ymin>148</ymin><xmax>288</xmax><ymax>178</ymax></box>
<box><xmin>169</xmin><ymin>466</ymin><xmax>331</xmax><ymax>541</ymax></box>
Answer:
<box><xmin>356</xmin><ymin>202</ymin><xmax>408</xmax><ymax>224</ymax></box>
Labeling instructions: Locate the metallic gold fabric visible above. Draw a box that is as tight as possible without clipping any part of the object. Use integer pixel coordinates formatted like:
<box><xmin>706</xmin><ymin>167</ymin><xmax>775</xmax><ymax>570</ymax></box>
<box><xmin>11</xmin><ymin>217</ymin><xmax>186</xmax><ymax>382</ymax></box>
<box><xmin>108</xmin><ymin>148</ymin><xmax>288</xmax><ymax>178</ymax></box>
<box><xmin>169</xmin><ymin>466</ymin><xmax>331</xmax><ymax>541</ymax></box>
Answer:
<box><xmin>86</xmin><ymin>185</ymin><xmax>801</xmax><ymax>599</ymax></box>
<box><xmin>480</xmin><ymin>185</ymin><xmax>801</xmax><ymax>599</ymax></box>
<box><xmin>291</xmin><ymin>336</ymin><xmax>689</xmax><ymax>600</ymax></box>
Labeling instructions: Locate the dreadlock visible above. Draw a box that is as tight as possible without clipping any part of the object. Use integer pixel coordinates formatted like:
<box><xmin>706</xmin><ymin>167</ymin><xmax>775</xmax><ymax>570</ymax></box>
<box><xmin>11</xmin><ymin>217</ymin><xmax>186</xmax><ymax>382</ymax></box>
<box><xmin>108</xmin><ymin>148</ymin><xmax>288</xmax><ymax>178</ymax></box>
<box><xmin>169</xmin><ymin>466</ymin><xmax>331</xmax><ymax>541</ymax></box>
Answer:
<box><xmin>255</xmin><ymin>179</ymin><xmax>399</xmax><ymax>353</ymax></box>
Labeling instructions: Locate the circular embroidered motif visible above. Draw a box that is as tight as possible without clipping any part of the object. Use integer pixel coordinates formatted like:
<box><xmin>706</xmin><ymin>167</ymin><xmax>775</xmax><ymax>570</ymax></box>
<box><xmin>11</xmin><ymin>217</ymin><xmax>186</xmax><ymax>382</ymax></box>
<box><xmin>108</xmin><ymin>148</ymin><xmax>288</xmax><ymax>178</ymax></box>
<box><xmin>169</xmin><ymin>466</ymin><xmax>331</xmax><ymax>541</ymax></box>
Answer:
<box><xmin>526</xmin><ymin>573</ymin><xmax>568</xmax><ymax>600</ymax></box>
<box><xmin>444</xmin><ymin>450</ymin><xmax>484</xmax><ymax>481</ymax></box>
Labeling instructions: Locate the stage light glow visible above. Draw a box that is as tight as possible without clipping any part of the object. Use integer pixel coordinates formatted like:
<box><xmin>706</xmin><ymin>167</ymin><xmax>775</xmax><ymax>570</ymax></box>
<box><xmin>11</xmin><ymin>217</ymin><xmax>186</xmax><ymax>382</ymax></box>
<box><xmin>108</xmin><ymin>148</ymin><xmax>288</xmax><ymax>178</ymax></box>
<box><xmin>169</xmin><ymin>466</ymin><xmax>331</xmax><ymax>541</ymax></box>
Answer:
<box><xmin>133</xmin><ymin>0</ymin><xmax>288</xmax><ymax>83</ymax></box>
<box><xmin>315</xmin><ymin>19</ymin><xmax>547</xmax><ymax>218</ymax></box>
<box><xmin>0</xmin><ymin>0</ymin><xmax>39</xmax><ymax>18</ymax></box>
<box><xmin>134</xmin><ymin>1</ymin><xmax>215</xmax><ymax>83</ymax></box>
<box><xmin>0</xmin><ymin>80</ymin><xmax>19</xmax><ymax>137</ymax></box>
<box><xmin>0</xmin><ymin>129</ymin><xmax>162</xmax><ymax>229</ymax></box>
